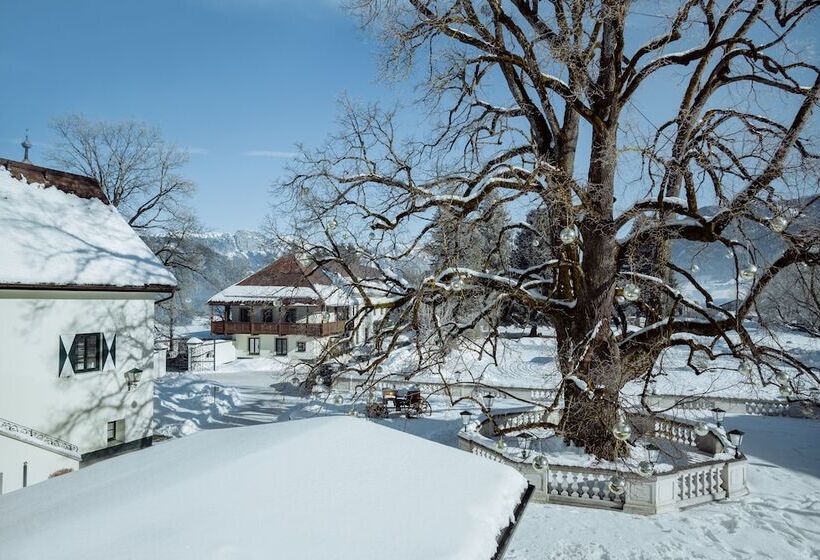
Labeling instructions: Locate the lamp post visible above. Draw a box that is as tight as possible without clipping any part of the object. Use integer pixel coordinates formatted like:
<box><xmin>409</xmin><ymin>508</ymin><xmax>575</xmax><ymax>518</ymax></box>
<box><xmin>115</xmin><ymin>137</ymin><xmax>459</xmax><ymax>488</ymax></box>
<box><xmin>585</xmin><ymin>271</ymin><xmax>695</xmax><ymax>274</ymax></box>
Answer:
<box><xmin>646</xmin><ymin>443</ymin><xmax>661</xmax><ymax>464</ymax></box>
<box><xmin>711</xmin><ymin>407</ymin><xmax>726</xmax><ymax>428</ymax></box>
<box><xmin>460</xmin><ymin>410</ymin><xmax>472</xmax><ymax>432</ymax></box>
<box><xmin>483</xmin><ymin>393</ymin><xmax>495</xmax><ymax>412</ymax></box>
<box><xmin>517</xmin><ymin>432</ymin><xmax>533</xmax><ymax>459</ymax></box>
<box><xmin>124</xmin><ymin>368</ymin><xmax>143</xmax><ymax>391</ymax></box>
<box><xmin>727</xmin><ymin>429</ymin><xmax>745</xmax><ymax>458</ymax></box>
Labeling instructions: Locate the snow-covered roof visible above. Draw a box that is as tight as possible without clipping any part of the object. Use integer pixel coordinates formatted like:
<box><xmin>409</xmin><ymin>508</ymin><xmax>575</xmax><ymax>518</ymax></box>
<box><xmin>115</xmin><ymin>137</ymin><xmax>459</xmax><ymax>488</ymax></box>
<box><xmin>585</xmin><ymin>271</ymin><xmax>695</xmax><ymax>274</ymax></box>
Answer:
<box><xmin>0</xmin><ymin>161</ymin><xmax>176</xmax><ymax>292</ymax></box>
<box><xmin>0</xmin><ymin>416</ymin><xmax>529</xmax><ymax>560</ymax></box>
<box><xmin>208</xmin><ymin>254</ymin><xmax>380</xmax><ymax>306</ymax></box>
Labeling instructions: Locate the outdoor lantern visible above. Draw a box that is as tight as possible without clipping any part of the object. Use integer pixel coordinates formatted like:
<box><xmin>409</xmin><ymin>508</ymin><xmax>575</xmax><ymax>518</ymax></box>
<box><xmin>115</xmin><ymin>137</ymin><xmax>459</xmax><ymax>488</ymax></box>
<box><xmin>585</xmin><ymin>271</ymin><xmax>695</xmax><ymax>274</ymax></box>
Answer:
<box><xmin>727</xmin><ymin>429</ymin><xmax>745</xmax><ymax>457</ymax></box>
<box><xmin>332</xmin><ymin>393</ymin><xmax>344</xmax><ymax>405</ymax></box>
<box><xmin>638</xmin><ymin>461</ymin><xmax>653</xmax><ymax>477</ymax></box>
<box><xmin>738</xmin><ymin>359</ymin><xmax>753</xmax><ymax>377</ymax></box>
<box><xmin>775</xmin><ymin>371</ymin><xmax>789</xmax><ymax>384</ymax></box>
<box><xmin>612</xmin><ymin>418</ymin><xmax>632</xmax><ymax>441</ymax></box>
<box><xmin>326</xmin><ymin>218</ymin><xmax>338</xmax><ymax>231</ymax></box>
<box><xmin>532</xmin><ymin>238</ymin><xmax>541</xmax><ymax>247</ymax></box>
<box><xmin>694</xmin><ymin>422</ymin><xmax>709</xmax><ymax>437</ymax></box>
<box><xmin>623</xmin><ymin>283</ymin><xmax>641</xmax><ymax>302</ymax></box>
<box><xmin>483</xmin><ymin>394</ymin><xmax>496</xmax><ymax>411</ymax></box>
<box><xmin>460</xmin><ymin>410</ymin><xmax>472</xmax><ymax>429</ymax></box>
<box><xmin>517</xmin><ymin>432</ymin><xmax>533</xmax><ymax>457</ymax></box>
<box><xmin>532</xmin><ymin>453</ymin><xmax>548</xmax><ymax>472</ymax></box>
<box><xmin>810</xmin><ymin>388</ymin><xmax>820</xmax><ymax>403</ymax></box>
<box><xmin>559</xmin><ymin>226</ymin><xmax>578</xmax><ymax>245</ymax></box>
<box><xmin>711</xmin><ymin>407</ymin><xmax>726</xmax><ymax>427</ymax></box>
<box><xmin>690</xmin><ymin>263</ymin><xmax>700</xmax><ymax>273</ymax></box>
<box><xmin>770</xmin><ymin>215</ymin><xmax>788</xmax><ymax>233</ymax></box>
<box><xmin>646</xmin><ymin>443</ymin><xmax>661</xmax><ymax>464</ymax></box>
<box><xmin>607</xmin><ymin>474</ymin><xmax>625</xmax><ymax>495</ymax></box>
<box><xmin>740</xmin><ymin>264</ymin><xmax>758</xmax><ymax>280</ymax></box>
<box><xmin>124</xmin><ymin>368</ymin><xmax>143</xmax><ymax>391</ymax></box>
<box><xmin>496</xmin><ymin>436</ymin><xmax>506</xmax><ymax>451</ymax></box>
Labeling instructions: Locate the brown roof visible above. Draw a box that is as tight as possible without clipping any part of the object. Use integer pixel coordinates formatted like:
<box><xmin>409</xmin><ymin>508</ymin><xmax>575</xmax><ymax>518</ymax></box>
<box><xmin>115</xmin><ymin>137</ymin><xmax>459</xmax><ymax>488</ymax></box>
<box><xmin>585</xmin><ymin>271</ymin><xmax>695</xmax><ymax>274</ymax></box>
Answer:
<box><xmin>238</xmin><ymin>254</ymin><xmax>330</xmax><ymax>287</ymax></box>
<box><xmin>0</xmin><ymin>158</ymin><xmax>109</xmax><ymax>204</ymax></box>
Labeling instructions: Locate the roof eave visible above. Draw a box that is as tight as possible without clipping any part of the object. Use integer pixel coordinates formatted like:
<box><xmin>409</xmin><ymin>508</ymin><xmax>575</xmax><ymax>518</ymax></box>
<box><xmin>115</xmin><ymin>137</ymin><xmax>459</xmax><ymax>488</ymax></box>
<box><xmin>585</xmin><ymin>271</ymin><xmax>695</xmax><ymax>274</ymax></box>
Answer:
<box><xmin>491</xmin><ymin>483</ymin><xmax>535</xmax><ymax>560</ymax></box>
<box><xmin>0</xmin><ymin>282</ymin><xmax>176</xmax><ymax>294</ymax></box>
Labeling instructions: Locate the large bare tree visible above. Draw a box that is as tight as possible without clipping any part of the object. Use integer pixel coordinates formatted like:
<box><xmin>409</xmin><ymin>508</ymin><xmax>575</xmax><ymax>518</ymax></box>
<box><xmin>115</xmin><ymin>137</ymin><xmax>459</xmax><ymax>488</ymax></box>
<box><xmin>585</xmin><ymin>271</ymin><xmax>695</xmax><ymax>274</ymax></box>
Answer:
<box><xmin>275</xmin><ymin>0</ymin><xmax>819</xmax><ymax>459</ymax></box>
<box><xmin>48</xmin><ymin>114</ymin><xmax>201</xmax><ymax>272</ymax></box>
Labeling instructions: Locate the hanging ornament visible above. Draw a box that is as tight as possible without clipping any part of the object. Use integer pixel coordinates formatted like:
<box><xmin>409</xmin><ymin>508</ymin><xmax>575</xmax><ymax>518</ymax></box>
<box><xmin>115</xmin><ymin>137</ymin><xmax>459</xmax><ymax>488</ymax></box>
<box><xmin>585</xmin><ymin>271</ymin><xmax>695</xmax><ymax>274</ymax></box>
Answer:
<box><xmin>779</xmin><ymin>384</ymin><xmax>793</xmax><ymax>398</ymax></box>
<box><xmin>368</xmin><ymin>231</ymin><xmax>376</xmax><ymax>241</ymax></box>
<box><xmin>738</xmin><ymin>359</ymin><xmax>753</xmax><ymax>377</ymax></box>
<box><xmin>607</xmin><ymin>474</ymin><xmax>626</xmax><ymax>495</ymax></box>
<box><xmin>690</xmin><ymin>263</ymin><xmax>700</xmax><ymax>273</ymax></box>
<box><xmin>326</xmin><ymin>218</ymin><xmax>338</xmax><ymax>231</ymax></box>
<box><xmin>532</xmin><ymin>238</ymin><xmax>541</xmax><ymax>248</ymax></box>
<box><xmin>725</xmin><ymin>251</ymin><xmax>734</xmax><ymax>259</ymax></box>
<box><xmin>694</xmin><ymin>422</ymin><xmax>709</xmax><ymax>437</ymax></box>
<box><xmin>615</xmin><ymin>294</ymin><xmax>626</xmax><ymax>305</ymax></box>
<box><xmin>775</xmin><ymin>371</ymin><xmax>789</xmax><ymax>384</ymax></box>
<box><xmin>612</xmin><ymin>418</ymin><xmax>632</xmax><ymax>441</ymax></box>
<box><xmin>559</xmin><ymin>226</ymin><xmax>578</xmax><ymax>245</ymax></box>
<box><xmin>638</xmin><ymin>461</ymin><xmax>653</xmax><ymax>477</ymax></box>
<box><xmin>623</xmin><ymin>283</ymin><xmax>641</xmax><ymax>302</ymax></box>
<box><xmin>532</xmin><ymin>454</ymin><xmax>548</xmax><ymax>472</ymax></box>
<box><xmin>452</xmin><ymin>275</ymin><xmax>465</xmax><ymax>289</ymax></box>
<box><xmin>740</xmin><ymin>264</ymin><xmax>758</xmax><ymax>280</ymax></box>
<box><xmin>692</xmin><ymin>353</ymin><xmax>710</xmax><ymax>369</ymax></box>
<box><xmin>770</xmin><ymin>215</ymin><xmax>788</xmax><ymax>233</ymax></box>
<box><xmin>496</xmin><ymin>437</ymin><xmax>507</xmax><ymax>451</ymax></box>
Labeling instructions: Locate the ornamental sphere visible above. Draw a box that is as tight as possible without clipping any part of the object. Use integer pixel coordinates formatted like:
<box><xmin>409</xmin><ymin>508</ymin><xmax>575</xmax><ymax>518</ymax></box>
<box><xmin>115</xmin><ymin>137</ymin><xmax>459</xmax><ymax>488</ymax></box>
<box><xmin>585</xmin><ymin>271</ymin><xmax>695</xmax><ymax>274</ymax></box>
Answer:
<box><xmin>532</xmin><ymin>238</ymin><xmax>540</xmax><ymax>247</ymax></box>
<box><xmin>775</xmin><ymin>371</ymin><xmax>789</xmax><ymax>385</ymax></box>
<box><xmin>738</xmin><ymin>359</ymin><xmax>753</xmax><ymax>377</ymax></box>
<box><xmin>327</xmin><ymin>218</ymin><xmax>338</xmax><ymax>231</ymax></box>
<box><xmin>612</xmin><ymin>419</ymin><xmax>632</xmax><ymax>441</ymax></box>
<box><xmin>532</xmin><ymin>454</ymin><xmax>548</xmax><ymax>472</ymax></box>
<box><xmin>740</xmin><ymin>265</ymin><xmax>758</xmax><ymax>280</ymax></box>
<box><xmin>638</xmin><ymin>461</ymin><xmax>653</xmax><ymax>477</ymax></box>
<box><xmin>770</xmin><ymin>215</ymin><xmax>788</xmax><ymax>233</ymax></box>
<box><xmin>623</xmin><ymin>283</ymin><xmax>641</xmax><ymax>302</ymax></box>
<box><xmin>694</xmin><ymin>422</ymin><xmax>709</xmax><ymax>437</ymax></box>
<box><xmin>690</xmin><ymin>264</ymin><xmax>700</xmax><ymax>273</ymax></box>
<box><xmin>779</xmin><ymin>384</ymin><xmax>793</xmax><ymax>397</ymax></box>
<box><xmin>615</xmin><ymin>295</ymin><xmax>626</xmax><ymax>305</ymax></box>
<box><xmin>559</xmin><ymin>226</ymin><xmax>578</xmax><ymax>245</ymax></box>
<box><xmin>608</xmin><ymin>474</ymin><xmax>626</xmax><ymax>495</ymax></box>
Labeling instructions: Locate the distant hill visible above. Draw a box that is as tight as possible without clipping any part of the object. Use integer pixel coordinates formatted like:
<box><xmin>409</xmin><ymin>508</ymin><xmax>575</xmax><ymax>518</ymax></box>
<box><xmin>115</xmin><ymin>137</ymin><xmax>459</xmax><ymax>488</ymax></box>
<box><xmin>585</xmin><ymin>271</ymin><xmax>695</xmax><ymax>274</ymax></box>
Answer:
<box><xmin>147</xmin><ymin>230</ymin><xmax>282</xmax><ymax>326</ymax></box>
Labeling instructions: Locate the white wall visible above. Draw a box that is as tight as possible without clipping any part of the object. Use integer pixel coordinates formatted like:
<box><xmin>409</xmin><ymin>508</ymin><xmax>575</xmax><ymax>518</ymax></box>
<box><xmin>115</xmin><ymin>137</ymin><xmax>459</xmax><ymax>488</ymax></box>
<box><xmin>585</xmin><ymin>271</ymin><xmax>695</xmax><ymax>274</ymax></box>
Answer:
<box><xmin>0</xmin><ymin>435</ymin><xmax>80</xmax><ymax>495</ymax></box>
<box><xmin>0</xmin><ymin>290</ymin><xmax>159</xmax><ymax>461</ymax></box>
<box><xmin>187</xmin><ymin>339</ymin><xmax>237</xmax><ymax>371</ymax></box>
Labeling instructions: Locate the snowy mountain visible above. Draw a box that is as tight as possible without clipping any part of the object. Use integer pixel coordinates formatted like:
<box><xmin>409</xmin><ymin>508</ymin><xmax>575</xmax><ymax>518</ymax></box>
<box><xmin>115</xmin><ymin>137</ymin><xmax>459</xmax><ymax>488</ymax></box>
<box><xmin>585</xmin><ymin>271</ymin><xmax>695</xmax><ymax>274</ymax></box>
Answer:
<box><xmin>148</xmin><ymin>230</ymin><xmax>282</xmax><ymax>326</ymax></box>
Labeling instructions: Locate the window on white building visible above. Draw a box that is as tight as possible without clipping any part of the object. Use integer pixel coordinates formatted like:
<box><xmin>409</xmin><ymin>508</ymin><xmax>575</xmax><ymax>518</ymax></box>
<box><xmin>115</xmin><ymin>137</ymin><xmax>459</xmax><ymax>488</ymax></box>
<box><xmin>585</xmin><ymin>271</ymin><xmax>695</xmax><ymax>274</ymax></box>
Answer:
<box><xmin>275</xmin><ymin>338</ymin><xmax>288</xmax><ymax>356</ymax></box>
<box><xmin>73</xmin><ymin>333</ymin><xmax>101</xmax><ymax>373</ymax></box>
<box><xmin>106</xmin><ymin>420</ymin><xmax>121</xmax><ymax>443</ymax></box>
<box><xmin>249</xmin><ymin>337</ymin><xmax>261</xmax><ymax>355</ymax></box>
<box><xmin>297</xmin><ymin>341</ymin><xmax>306</xmax><ymax>352</ymax></box>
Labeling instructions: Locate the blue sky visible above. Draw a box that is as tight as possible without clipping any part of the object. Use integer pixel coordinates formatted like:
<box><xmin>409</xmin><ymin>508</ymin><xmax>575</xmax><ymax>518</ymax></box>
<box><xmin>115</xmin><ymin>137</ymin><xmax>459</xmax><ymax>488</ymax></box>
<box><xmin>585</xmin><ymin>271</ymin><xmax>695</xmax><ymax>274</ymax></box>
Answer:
<box><xmin>0</xmin><ymin>0</ymin><xmax>402</xmax><ymax>231</ymax></box>
<box><xmin>1</xmin><ymin>1</ymin><xmax>816</xmax><ymax>232</ymax></box>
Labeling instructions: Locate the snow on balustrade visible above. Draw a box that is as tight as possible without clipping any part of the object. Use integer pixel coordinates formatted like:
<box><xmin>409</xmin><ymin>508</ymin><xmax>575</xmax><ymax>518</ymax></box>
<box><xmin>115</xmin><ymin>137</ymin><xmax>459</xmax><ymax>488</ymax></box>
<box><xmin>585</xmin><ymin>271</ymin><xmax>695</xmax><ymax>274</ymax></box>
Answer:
<box><xmin>745</xmin><ymin>401</ymin><xmax>788</xmax><ymax>416</ymax></box>
<box><xmin>676</xmin><ymin>464</ymin><xmax>725</xmax><ymax>503</ymax></box>
<box><xmin>653</xmin><ymin>417</ymin><xmax>698</xmax><ymax>447</ymax></box>
<box><xmin>547</xmin><ymin>469</ymin><xmax>624</xmax><ymax>506</ymax></box>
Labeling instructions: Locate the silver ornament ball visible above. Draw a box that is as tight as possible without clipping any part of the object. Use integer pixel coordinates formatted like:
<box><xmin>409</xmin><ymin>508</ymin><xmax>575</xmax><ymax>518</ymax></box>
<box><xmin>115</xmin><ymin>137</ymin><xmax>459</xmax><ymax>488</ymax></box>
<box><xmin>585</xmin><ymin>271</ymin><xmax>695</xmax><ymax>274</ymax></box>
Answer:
<box><xmin>559</xmin><ymin>226</ymin><xmax>578</xmax><ymax>245</ymax></box>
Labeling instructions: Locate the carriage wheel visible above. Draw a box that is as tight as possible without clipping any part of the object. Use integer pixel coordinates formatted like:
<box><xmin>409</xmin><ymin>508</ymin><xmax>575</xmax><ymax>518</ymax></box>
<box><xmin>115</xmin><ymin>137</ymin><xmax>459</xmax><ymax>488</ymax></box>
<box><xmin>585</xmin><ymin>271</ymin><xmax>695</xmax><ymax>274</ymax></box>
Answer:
<box><xmin>366</xmin><ymin>403</ymin><xmax>387</xmax><ymax>418</ymax></box>
<box><xmin>419</xmin><ymin>399</ymin><xmax>432</xmax><ymax>417</ymax></box>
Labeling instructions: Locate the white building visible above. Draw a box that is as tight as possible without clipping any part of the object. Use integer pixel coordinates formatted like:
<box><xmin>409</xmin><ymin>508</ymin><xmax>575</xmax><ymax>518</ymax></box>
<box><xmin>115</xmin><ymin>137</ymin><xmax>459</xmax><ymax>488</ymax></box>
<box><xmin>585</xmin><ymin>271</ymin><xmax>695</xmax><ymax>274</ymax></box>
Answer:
<box><xmin>208</xmin><ymin>254</ymin><xmax>389</xmax><ymax>360</ymax></box>
<box><xmin>0</xmin><ymin>158</ymin><xmax>176</xmax><ymax>494</ymax></box>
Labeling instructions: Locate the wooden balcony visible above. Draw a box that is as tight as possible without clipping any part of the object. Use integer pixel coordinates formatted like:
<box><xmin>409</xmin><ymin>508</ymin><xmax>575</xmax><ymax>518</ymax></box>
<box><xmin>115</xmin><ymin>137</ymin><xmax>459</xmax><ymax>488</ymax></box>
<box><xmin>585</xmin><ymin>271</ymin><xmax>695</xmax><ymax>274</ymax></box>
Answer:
<box><xmin>211</xmin><ymin>320</ymin><xmax>347</xmax><ymax>337</ymax></box>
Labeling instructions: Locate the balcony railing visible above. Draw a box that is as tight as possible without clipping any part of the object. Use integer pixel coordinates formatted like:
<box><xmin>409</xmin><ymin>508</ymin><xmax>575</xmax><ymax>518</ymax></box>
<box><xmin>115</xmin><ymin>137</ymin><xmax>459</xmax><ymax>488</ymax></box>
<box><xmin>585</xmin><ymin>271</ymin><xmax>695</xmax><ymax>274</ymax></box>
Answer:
<box><xmin>211</xmin><ymin>320</ymin><xmax>347</xmax><ymax>337</ymax></box>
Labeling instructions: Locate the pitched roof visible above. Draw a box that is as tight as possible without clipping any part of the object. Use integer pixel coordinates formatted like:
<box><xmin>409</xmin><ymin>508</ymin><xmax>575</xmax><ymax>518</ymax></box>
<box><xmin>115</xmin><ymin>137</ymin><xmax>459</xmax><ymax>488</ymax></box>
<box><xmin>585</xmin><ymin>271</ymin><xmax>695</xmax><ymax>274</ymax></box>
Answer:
<box><xmin>0</xmin><ymin>160</ymin><xmax>176</xmax><ymax>292</ymax></box>
<box><xmin>209</xmin><ymin>254</ymin><xmax>357</xmax><ymax>306</ymax></box>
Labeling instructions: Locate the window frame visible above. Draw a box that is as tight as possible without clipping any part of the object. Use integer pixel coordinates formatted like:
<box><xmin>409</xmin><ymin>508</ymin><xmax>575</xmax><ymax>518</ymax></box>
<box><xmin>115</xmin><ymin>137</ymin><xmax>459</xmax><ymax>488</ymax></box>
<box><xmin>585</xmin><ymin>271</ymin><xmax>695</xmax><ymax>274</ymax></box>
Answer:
<box><xmin>249</xmin><ymin>337</ymin><xmax>261</xmax><ymax>355</ymax></box>
<box><xmin>106</xmin><ymin>421</ymin><xmax>117</xmax><ymax>443</ymax></box>
<box><xmin>297</xmin><ymin>341</ymin><xmax>306</xmax><ymax>352</ymax></box>
<box><xmin>275</xmin><ymin>338</ymin><xmax>288</xmax><ymax>356</ymax></box>
<box><xmin>73</xmin><ymin>333</ymin><xmax>102</xmax><ymax>373</ymax></box>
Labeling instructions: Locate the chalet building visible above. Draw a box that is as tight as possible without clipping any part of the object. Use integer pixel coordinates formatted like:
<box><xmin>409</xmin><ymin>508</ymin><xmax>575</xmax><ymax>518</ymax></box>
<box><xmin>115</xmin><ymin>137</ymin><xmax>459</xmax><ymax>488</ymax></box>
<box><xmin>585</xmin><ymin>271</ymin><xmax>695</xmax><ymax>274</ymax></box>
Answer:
<box><xmin>208</xmin><ymin>254</ymin><xmax>388</xmax><ymax>359</ymax></box>
<box><xmin>0</xmin><ymin>158</ymin><xmax>176</xmax><ymax>494</ymax></box>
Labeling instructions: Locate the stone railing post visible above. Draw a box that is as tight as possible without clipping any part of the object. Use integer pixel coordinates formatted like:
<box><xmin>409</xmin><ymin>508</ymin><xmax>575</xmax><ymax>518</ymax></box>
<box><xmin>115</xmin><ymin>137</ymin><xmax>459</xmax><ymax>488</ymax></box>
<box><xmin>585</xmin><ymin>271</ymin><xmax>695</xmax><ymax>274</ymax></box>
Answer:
<box><xmin>722</xmin><ymin>459</ymin><xmax>749</xmax><ymax>498</ymax></box>
<box><xmin>622</xmin><ymin>473</ymin><xmax>678</xmax><ymax>515</ymax></box>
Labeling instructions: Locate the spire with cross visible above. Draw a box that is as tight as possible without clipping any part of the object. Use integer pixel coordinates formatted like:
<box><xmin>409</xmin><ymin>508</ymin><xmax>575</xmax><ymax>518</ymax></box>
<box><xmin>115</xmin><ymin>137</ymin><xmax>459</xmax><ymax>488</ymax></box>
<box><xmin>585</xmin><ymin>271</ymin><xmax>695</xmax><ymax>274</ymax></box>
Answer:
<box><xmin>21</xmin><ymin>131</ymin><xmax>32</xmax><ymax>163</ymax></box>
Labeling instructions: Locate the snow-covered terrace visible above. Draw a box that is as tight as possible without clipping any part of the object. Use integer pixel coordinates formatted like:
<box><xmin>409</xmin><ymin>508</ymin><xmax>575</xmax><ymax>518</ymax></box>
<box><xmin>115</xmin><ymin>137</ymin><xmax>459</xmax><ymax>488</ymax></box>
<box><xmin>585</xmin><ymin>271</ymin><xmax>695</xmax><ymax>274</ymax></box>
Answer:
<box><xmin>0</xmin><ymin>416</ymin><xmax>531</xmax><ymax>560</ymax></box>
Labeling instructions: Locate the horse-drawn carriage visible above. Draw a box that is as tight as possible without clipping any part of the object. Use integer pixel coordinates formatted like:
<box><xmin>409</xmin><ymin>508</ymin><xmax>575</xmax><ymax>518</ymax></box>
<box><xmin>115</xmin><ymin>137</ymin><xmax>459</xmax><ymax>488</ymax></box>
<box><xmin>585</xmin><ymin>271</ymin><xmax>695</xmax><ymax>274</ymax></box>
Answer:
<box><xmin>366</xmin><ymin>387</ymin><xmax>432</xmax><ymax>418</ymax></box>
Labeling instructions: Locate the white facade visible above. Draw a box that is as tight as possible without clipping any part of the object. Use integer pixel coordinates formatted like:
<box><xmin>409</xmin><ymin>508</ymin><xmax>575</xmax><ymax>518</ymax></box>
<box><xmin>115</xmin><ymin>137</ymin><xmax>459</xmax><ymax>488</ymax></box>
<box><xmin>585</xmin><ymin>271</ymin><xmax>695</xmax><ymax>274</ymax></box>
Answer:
<box><xmin>0</xmin><ymin>289</ymin><xmax>164</xmax><ymax>494</ymax></box>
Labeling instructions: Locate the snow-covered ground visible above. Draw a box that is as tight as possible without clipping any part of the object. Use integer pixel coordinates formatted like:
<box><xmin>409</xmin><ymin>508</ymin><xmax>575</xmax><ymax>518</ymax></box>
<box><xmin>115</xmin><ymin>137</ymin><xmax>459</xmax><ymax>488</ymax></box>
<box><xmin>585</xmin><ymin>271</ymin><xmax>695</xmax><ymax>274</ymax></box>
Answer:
<box><xmin>507</xmin><ymin>413</ymin><xmax>820</xmax><ymax>560</ymax></box>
